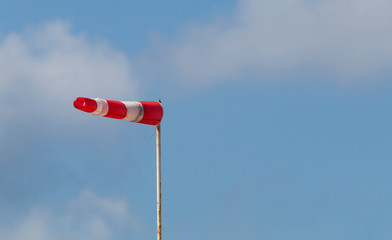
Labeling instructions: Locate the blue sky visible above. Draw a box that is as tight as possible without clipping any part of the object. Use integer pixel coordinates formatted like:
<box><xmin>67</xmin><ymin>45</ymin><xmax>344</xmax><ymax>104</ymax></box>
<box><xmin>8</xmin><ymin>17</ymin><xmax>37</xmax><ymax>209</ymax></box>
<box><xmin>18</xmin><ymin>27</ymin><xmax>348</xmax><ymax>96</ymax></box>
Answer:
<box><xmin>1</xmin><ymin>0</ymin><xmax>392</xmax><ymax>239</ymax></box>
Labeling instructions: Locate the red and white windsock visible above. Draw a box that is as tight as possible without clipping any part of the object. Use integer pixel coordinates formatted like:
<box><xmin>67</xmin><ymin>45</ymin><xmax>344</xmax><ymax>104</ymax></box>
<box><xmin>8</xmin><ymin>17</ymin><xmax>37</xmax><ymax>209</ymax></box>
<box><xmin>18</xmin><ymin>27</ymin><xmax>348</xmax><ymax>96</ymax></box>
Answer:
<box><xmin>73</xmin><ymin>97</ymin><xmax>163</xmax><ymax>125</ymax></box>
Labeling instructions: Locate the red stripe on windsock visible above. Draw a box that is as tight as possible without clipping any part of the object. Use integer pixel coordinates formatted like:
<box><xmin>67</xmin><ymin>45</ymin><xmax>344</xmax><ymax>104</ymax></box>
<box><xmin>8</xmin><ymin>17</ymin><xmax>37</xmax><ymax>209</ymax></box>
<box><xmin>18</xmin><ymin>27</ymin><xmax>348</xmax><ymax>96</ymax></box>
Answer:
<box><xmin>139</xmin><ymin>101</ymin><xmax>164</xmax><ymax>125</ymax></box>
<box><xmin>73</xmin><ymin>97</ymin><xmax>97</xmax><ymax>113</ymax></box>
<box><xmin>105</xmin><ymin>100</ymin><xmax>127</xmax><ymax>119</ymax></box>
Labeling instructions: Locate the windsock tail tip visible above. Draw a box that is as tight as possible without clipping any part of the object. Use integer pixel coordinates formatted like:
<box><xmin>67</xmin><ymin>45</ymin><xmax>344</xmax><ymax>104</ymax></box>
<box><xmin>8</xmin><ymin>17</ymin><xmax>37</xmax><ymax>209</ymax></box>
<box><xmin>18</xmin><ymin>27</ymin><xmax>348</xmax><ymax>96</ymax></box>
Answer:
<box><xmin>73</xmin><ymin>97</ymin><xmax>97</xmax><ymax>113</ymax></box>
<box><xmin>73</xmin><ymin>97</ymin><xmax>85</xmax><ymax>110</ymax></box>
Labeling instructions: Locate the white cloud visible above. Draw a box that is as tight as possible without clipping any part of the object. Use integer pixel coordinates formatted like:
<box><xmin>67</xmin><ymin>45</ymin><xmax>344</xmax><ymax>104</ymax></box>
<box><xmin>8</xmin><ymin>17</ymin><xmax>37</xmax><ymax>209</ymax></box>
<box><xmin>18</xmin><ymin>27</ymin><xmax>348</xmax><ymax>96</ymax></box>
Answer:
<box><xmin>4</xmin><ymin>210</ymin><xmax>51</xmax><ymax>240</ymax></box>
<box><xmin>0</xmin><ymin>23</ymin><xmax>142</xmax><ymax>226</ymax></box>
<box><xmin>0</xmin><ymin>21</ymin><xmax>143</xmax><ymax>209</ymax></box>
<box><xmin>0</xmin><ymin>189</ymin><xmax>139</xmax><ymax>240</ymax></box>
<box><xmin>146</xmin><ymin>0</ymin><xmax>392</xmax><ymax>87</ymax></box>
<box><xmin>0</xmin><ymin>20</ymin><xmax>138</xmax><ymax>137</ymax></box>
<box><xmin>67</xmin><ymin>189</ymin><xmax>130</xmax><ymax>225</ymax></box>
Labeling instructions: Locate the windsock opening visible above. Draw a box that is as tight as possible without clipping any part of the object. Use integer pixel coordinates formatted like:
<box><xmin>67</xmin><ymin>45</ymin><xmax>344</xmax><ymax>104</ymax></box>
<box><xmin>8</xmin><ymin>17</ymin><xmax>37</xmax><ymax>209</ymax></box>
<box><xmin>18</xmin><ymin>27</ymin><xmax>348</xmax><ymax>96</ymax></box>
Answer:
<box><xmin>73</xmin><ymin>97</ymin><xmax>97</xmax><ymax>113</ymax></box>
<box><xmin>139</xmin><ymin>101</ymin><xmax>164</xmax><ymax>125</ymax></box>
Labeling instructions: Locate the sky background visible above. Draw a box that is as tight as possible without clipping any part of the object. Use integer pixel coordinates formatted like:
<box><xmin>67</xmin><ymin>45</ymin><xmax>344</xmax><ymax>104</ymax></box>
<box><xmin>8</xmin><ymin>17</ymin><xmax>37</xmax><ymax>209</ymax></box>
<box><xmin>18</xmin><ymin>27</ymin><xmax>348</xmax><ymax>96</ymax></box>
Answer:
<box><xmin>0</xmin><ymin>0</ymin><xmax>392</xmax><ymax>239</ymax></box>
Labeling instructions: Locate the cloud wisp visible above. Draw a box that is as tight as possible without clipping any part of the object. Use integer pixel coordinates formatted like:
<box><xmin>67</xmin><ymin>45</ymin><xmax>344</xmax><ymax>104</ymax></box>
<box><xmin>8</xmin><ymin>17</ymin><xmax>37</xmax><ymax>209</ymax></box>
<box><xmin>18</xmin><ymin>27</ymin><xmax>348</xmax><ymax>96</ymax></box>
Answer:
<box><xmin>144</xmin><ymin>0</ymin><xmax>392</xmax><ymax>88</ymax></box>
<box><xmin>0</xmin><ymin>189</ymin><xmax>140</xmax><ymax>240</ymax></box>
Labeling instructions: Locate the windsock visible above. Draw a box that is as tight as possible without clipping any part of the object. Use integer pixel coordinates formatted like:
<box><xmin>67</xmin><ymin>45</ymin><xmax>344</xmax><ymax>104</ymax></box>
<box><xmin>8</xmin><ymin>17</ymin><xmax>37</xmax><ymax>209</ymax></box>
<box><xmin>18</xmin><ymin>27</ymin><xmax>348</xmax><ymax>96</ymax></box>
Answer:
<box><xmin>73</xmin><ymin>97</ymin><xmax>163</xmax><ymax>125</ymax></box>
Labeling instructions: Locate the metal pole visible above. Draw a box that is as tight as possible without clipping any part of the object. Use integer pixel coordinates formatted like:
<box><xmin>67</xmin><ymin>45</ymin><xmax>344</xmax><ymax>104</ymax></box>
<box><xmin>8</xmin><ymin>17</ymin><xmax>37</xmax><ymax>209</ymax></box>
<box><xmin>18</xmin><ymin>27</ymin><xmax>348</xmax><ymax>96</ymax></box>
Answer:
<box><xmin>156</xmin><ymin>123</ymin><xmax>162</xmax><ymax>240</ymax></box>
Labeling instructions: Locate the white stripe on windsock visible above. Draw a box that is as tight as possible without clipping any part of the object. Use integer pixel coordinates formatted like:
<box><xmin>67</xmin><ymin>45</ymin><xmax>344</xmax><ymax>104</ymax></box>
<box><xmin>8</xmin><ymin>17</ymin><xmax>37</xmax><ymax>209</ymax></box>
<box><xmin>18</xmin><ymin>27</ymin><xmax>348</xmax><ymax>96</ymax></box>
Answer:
<box><xmin>91</xmin><ymin>98</ymin><xmax>109</xmax><ymax>116</ymax></box>
<box><xmin>122</xmin><ymin>101</ymin><xmax>144</xmax><ymax>122</ymax></box>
